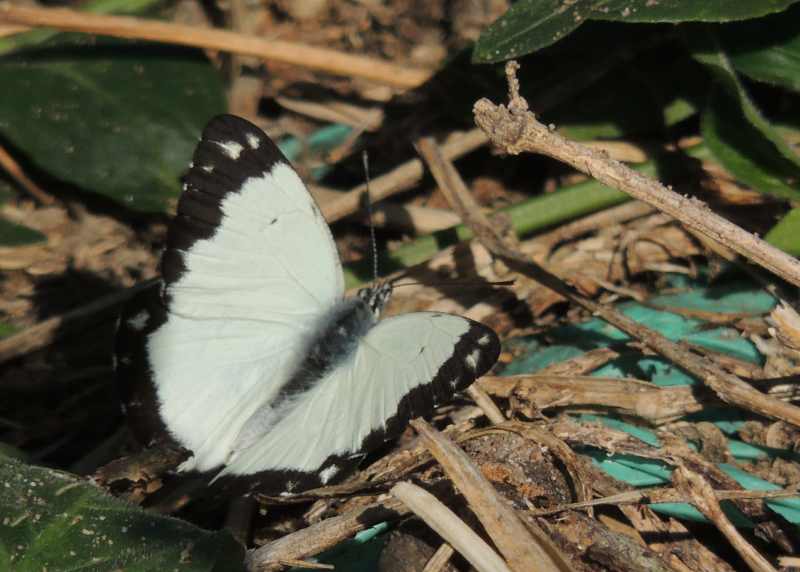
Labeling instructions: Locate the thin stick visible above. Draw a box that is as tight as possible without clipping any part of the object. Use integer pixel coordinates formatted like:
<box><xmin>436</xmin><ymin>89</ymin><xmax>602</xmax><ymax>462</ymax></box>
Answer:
<box><xmin>473</xmin><ymin>61</ymin><xmax>800</xmax><ymax>289</ymax></box>
<box><xmin>422</xmin><ymin>543</ymin><xmax>455</xmax><ymax>572</ymax></box>
<box><xmin>0</xmin><ymin>3</ymin><xmax>430</xmax><ymax>89</ymax></box>
<box><xmin>416</xmin><ymin>137</ymin><xmax>507</xmax><ymax>424</ymax></box>
<box><xmin>0</xmin><ymin>144</ymin><xmax>56</xmax><ymax>205</ymax></box>
<box><xmin>246</xmin><ymin>498</ymin><xmax>407</xmax><ymax>571</ymax></box>
<box><xmin>529</xmin><ymin>484</ymin><xmax>800</xmax><ymax>516</ymax></box>
<box><xmin>464</xmin><ymin>66</ymin><xmax>800</xmax><ymax>428</ymax></box>
<box><xmin>276</xmin><ymin>560</ymin><xmax>333</xmax><ymax>570</ymax></box>
<box><xmin>465</xmin><ymin>385</ymin><xmax>506</xmax><ymax>424</ymax></box>
<box><xmin>411</xmin><ymin>419</ymin><xmax>572</xmax><ymax>572</ymax></box>
<box><xmin>673</xmin><ymin>466</ymin><xmax>777</xmax><ymax>572</ymax></box>
<box><xmin>322</xmin><ymin>128</ymin><xmax>489</xmax><ymax>223</ymax></box>
<box><xmin>391</xmin><ymin>481</ymin><xmax>512</xmax><ymax>572</ymax></box>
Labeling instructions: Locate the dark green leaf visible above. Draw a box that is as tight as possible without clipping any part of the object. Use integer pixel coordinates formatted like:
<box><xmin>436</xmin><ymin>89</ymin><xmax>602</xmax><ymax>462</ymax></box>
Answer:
<box><xmin>474</xmin><ymin>0</ymin><xmax>800</xmax><ymax>63</ymax></box>
<box><xmin>720</xmin><ymin>5</ymin><xmax>800</xmax><ymax>92</ymax></box>
<box><xmin>702</xmin><ymin>87</ymin><xmax>800</xmax><ymax>200</ymax></box>
<box><xmin>765</xmin><ymin>207</ymin><xmax>800</xmax><ymax>255</ymax></box>
<box><xmin>0</xmin><ymin>217</ymin><xmax>46</xmax><ymax>246</ymax></box>
<box><xmin>0</xmin><ymin>454</ymin><xmax>246</xmax><ymax>571</ymax></box>
<box><xmin>690</xmin><ymin>28</ymin><xmax>800</xmax><ymax>169</ymax></box>
<box><xmin>0</xmin><ymin>181</ymin><xmax>47</xmax><ymax>246</ymax></box>
<box><xmin>0</xmin><ymin>34</ymin><xmax>225</xmax><ymax>212</ymax></box>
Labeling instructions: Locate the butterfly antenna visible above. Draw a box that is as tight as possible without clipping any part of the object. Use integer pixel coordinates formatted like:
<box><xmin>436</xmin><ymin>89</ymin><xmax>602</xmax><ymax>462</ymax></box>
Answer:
<box><xmin>362</xmin><ymin>150</ymin><xmax>379</xmax><ymax>282</ymax></box>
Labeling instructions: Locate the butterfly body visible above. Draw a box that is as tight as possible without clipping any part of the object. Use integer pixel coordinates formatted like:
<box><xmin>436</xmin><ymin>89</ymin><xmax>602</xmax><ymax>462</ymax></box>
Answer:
<box><xmin>115</xmin><ymin>115</ymin><xmax>500</xmax><ymax>494</ymax></box>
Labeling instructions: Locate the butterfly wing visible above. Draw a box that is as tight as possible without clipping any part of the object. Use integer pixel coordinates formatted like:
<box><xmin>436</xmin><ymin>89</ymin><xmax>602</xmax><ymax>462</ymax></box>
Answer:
<box><xmin>217</xmin><ymin>312</ymin><xmax>500</xmax><ymax>493</ymax></box>
<box><xmin>116</xmin><ymin>115</ymin><xmax>344</xmax><ymax>472</ymax></box>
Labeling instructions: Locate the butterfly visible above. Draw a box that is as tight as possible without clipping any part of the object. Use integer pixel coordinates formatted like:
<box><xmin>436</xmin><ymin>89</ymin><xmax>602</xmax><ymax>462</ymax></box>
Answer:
<box><xmin>115</xmin><ymin>114</ymin><xmax>500</xmax><ymax>495</ymax></box>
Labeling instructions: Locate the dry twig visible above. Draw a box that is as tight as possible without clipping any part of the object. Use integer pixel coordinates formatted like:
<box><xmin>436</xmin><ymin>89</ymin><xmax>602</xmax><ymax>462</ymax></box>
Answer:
<box><xmin>462</xmin><ymin>64</ymin><xmax>800</xmax><ymax>428</ymax></box>
<box><xmin>391</xmin><ymin>481</ymin><xmax>512</xmax><ymax>572</ymax></box>
<box><xmin>246</xmin><ymin>498</ymin><xmax>407</xmax><ymax>571</ymax></box>
<box><xmin>478</xmin><ymin>374</ymin><xmax>705</xmax><ymax>425</ymax></box>
<box><xmin>422</xmin><ymin>543</ymin><xmax>456</xmax><ymax>572</ymax></box>
<box><xmin>473</xmin><ymin>61</ymin><xmax>800</xmax><ymax>289</ymax></box>
<box><xmin>412</xmin><ymin>419</ymin><xmax>572</xmax><ymax>572</ymax></box>
<box><xmin>0</xmin><ymin>144</ymin><xmax>56</xmax><ymax>205</ymax></box>
<box><xmin>0</xmin><ymin>3</ymin><xmax>430</xmax><ymax>89</ymax></box>
<box><xmin>673</xmin><ymin>465</ymin><xmax>778</xmax><ymax>572</ymax></box>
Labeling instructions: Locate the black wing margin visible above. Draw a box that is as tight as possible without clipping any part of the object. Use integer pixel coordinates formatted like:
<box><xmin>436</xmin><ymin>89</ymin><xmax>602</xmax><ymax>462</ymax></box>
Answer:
<box><xmin>161</xmin><ymin>114</ymin><xmax>290</xmax><ymax>290</ymax></box>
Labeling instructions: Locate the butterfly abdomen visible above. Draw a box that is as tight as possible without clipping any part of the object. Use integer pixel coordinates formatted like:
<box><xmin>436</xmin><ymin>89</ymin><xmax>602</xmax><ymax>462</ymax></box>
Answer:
<box><xmin>284</xmin><ymin>296</ymin><xmax>377</xmax><ymax>397</ymax></box>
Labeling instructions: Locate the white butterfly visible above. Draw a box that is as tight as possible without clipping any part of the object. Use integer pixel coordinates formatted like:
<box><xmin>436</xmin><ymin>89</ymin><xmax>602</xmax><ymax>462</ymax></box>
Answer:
<box><xmin>115</xmin><ymin>115</ymin><xmax>500</xmax><ymax>494</ymax></box>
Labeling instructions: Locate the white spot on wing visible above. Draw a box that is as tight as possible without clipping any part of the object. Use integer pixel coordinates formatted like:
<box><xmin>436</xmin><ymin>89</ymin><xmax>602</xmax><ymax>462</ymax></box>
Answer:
<box><xmin>201</xmin><ymin>164</ymin><xmax>214</xmax><ymax>173</ymax></box>
<box><xmin>319</xmin><ymin>465</ymin><xmax>339</xmax><ymax>485</ymax></box>
<box><xmin>128</xmin><ymin>310</ymin><xmax>149</xmax><ymax>331</ymax></box>
<box><xmin>246</xmin><ymin>133</ymin><xmax>260</xmax><ymax>149</ymax></box>
<box><xmin>217</xmin><ymin>140</ymin><xmax>244</xmax><ymax>159</ymax></box>
<box><xmin>478</xmin><ymin>334</ymin><xmax>491</xmax><ymax>346</ymax></box>
<box><xmin>465</xmin><ymin>349</ymin><xmax>480</xmax><ymax>370</ymax></box>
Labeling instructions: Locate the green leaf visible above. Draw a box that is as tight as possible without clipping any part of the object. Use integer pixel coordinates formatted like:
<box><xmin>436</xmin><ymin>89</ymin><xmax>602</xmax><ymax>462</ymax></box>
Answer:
<box><xmin>0</xmin><ymin>182</ymin><xmax>46</xmax><ymax>246</ymax></box>
<box><xmin>690</xmin><ymin>28</ymin><xmax>800</xmax><ymax>169</ymax></box>
<box><xmin>702</xmin><ymin>87</ymin><xmax>800</xmax><ymax>200</ymax></box>
<box><xmin>0</xmin><ymin>454</ymin><xmax>246</xmax><ymax>571</ymax></box>
<box><xmin>0</xmin><ymin>34</ymin><xmax>226</xmax><ymax>212</ymax></box>
<box><xmin>0</xmin><ymin>218</ymin><xmax>46</xmax><ymax>247</ymax></box>
<box><xmin>765</xmin><ymin>207</ymin><xmax>800</xmax><ymax>255</ymax></box>
<box><xmin>474</xmin><ymin>0</ymin><xmax>800</xmax><ymax>63</ymax></box>
<box><xmin>720</xmin><ymin>5</ymin><xmax>800</xmax><ymax>92</ymax></box>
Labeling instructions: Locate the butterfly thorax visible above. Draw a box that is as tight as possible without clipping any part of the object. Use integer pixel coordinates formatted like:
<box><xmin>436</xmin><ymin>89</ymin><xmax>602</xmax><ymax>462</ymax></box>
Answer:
<box><xmin>283</xmin><ymin>283</ymin><xmax>392</xmax><ymax>397</ymax></box>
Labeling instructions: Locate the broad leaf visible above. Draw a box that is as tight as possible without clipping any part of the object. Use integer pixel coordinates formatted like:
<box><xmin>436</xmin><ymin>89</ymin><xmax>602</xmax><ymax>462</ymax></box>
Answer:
<box><xmin>0</xmin><ymin>34</ymin><xmax>226</xmax><ymax>212</ymax></box>
<box><xmin>0</xmin><ymin>218</ymin><xmax>46</xmax><ymax>247</ymax></box>
<box><xmin>474</xmin><ymin>0</ymin><xmax>800</xmax><ymax>63</ymax></box>
<box><xmin>690</xmin><ymin>28</ymin><xmax>800</xmax><ymax>169</ymax></box>
<box><xmin>0</xmin><ymin>454</ymin><xmax>245</xmax><ymax>571</ymax></box>
<box><xmin>720</xmin><ymin>5</ymin><xmax>800</xmax><ymax>92</ymax></box>
<box><xmin>702</xmin><ymin>87</ymin><xmax>800</xmax><ymax>200</ymax></box>
<box><xmin>0</xmin><ymin>182</ymin><xmax>46</xmax><ymax>246</ymax></box>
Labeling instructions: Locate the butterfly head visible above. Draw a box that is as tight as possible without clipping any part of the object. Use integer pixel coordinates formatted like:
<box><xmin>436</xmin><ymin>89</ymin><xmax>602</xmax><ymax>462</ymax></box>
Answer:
<box><xmin>357</xmin><ymin>281</ymin><xmax>392</xmax><ymax>319</ymax></box>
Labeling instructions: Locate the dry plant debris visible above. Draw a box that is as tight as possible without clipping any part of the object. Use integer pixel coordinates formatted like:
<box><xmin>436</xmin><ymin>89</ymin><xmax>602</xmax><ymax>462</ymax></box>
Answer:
<box><xmin>1</xmin><ymin>5</ymin><xmax>799</xmax><ymax>572</ymax></box>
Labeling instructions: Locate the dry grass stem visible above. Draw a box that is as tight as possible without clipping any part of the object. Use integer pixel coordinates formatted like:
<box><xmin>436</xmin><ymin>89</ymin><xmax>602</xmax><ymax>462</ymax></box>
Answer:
<box><xmin>465</xmin><ymin>385</ymin><xmax>506</xmax><ymax>424</ymax></box>
<box><xmin>411</xmin><ymin>419</ymin><xmax>573</xmax><ymax>572</ymax></box>
<box><xmin>275</xmin><ymin>559</ymin><xmax>334</xmax><ymax>570</ymax></box>
<box><xmin>0</xmin><ymin>3</ymin><xmax>431</xmax><ymax>89</ymax></box>
<box><xmin>390</xmin><ymin>481</ymin><xmax>512</xmax><ymax>572</ymax></box>
<box><xmin>246</xmin><ymin>497</ymin><xmax>408</xmax><ymax>571</ymax></box>
<box><xmin>673</xmin><ymin>466</ymin><xmax>778</xmax><ymax>572</ymax></box>
<box><xmin>422</xmin><ymin>543</ymin><xmax>456</xmax><ymax>572</ymax></box>
<box><xmin>275</xmin><ymin>96</ymin><xmax>384</xmax><ymax>131</ymax></box>
<box><xmin>322</xmin><ymin>128</ymin><xmax>488</xmax><ymax>223</ymax></box>
<box><xmin>0</xmin><ymin>144</ymin><xmax>56</xmax><ymax>205</ymax></box>
<box><xmin>371</xmin><ymin>203</ymin><xmax>462</xmax><ymax>234</ymax></box>
<box><xmin>531</xmin><ymin>485</ymin><xmax>800</xmax><ymax>516</ymax></box>
<box><xmin>478</xmin><ymin>374</ymin><xmax>705</xmax><ymax>424</ymax></box>
<box><xmin>473</xmin><ymin>61</ymin><xmax>800</xmax><ymax>288</ymax></box>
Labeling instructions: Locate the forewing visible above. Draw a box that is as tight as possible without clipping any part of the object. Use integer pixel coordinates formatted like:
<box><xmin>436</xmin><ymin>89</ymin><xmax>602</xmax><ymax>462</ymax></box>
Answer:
<box><xmin>162</xmin><ymin>114</ymin><xmax>344</xmax><ymax>319</ymax></box>
<box><xmin>217</xmin><ymin>312</ymin><xmax>500</xmax><ymax>494</ymax></box>
<box><xmin>117</xmin><ymin>115</ymin><xmax>344</xmax><ymax>472</ymax></box>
